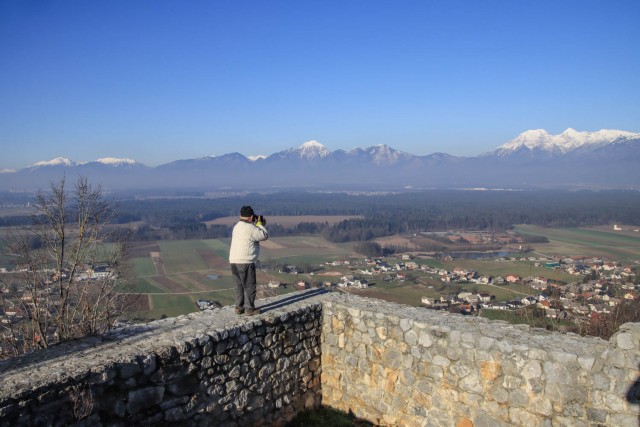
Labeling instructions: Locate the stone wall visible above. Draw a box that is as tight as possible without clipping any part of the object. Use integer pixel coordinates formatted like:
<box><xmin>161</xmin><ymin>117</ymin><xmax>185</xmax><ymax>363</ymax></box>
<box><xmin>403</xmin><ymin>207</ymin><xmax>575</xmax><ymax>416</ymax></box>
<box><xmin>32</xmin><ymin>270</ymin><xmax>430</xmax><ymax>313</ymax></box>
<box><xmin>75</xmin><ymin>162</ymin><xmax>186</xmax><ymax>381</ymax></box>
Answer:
<box><xmin>321</xmin><ymin>294</ymin><xmax>640</xmax><ymax>427</ymax></box>
<box><xmin>0</xmin><ymin>291</ymin><xmax>325</xmax><ymax>427</ymax></box>
<box><xmin>1</xmin><ymin>290</ymin><xmax>639</xmax><ymax>426</ymax></box>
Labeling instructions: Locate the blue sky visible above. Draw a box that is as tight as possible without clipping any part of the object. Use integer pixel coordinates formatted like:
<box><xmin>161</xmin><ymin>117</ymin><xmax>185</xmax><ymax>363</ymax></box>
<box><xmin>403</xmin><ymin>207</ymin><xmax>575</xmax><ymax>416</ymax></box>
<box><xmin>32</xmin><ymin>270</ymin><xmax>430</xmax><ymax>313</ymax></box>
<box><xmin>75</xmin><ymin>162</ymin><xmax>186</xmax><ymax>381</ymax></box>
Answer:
<box><xmin>1</xmin><ymin>1</ymin><xmax>639</xmax><ymax>170</ymax></box>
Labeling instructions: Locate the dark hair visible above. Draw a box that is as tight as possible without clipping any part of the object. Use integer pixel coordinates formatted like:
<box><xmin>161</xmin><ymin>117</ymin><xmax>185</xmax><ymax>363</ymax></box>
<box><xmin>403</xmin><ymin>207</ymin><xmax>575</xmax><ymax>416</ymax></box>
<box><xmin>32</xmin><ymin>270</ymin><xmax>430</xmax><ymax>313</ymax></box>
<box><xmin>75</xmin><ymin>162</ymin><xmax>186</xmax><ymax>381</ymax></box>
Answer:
<box><xmin>240</xmin><ymin>205</ymin><xmax>254</xmax><ymax>217</ymax></box>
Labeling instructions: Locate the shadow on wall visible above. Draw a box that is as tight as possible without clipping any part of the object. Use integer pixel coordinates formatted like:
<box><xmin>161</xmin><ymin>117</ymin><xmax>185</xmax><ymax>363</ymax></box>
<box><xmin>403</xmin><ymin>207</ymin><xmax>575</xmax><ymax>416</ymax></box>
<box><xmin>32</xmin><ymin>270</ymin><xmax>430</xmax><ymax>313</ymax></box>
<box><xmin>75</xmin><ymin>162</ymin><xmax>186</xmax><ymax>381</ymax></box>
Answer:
<box><xmin>627</xmin><ymin>364</ymin><xmax>640</xmax><ymax>427</ymax></box>
<box><xmin>0</xmin><ymin>289</ymin><xmax>329</xmax><ymax>376</ymax></box>
<box><xmin>259</xmin><ymin>289</ymin><xmax>329</xmax><ymax>313</ymax></box>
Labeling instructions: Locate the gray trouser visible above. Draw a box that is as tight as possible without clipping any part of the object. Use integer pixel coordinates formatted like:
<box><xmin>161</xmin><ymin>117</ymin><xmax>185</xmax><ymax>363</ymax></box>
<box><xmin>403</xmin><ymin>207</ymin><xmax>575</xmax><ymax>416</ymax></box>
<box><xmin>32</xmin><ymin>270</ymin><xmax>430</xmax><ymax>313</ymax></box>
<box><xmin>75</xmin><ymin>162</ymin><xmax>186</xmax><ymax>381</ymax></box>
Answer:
<box><xmin>231</xmin><ymin>263</ymin><xmax>257</xmax><ymax>309</ymax></box>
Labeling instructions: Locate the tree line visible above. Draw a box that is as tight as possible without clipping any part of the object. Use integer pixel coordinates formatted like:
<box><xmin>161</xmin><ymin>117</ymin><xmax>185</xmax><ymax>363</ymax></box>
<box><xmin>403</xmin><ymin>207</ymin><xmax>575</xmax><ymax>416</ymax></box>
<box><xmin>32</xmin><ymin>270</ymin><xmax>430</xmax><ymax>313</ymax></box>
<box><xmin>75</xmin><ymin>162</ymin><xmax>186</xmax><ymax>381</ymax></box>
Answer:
<box><xmin>3</xmin><ymin>189</ymin><xmax>640</xmax><ymax>243</ymax></box>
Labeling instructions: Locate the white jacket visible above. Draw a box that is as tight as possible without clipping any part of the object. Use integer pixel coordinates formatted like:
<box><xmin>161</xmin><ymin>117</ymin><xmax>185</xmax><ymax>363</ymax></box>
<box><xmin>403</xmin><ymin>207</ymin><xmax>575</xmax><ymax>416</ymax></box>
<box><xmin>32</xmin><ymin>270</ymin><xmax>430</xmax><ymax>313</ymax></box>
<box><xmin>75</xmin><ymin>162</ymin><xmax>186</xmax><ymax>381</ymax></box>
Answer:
<box><xmin>228</xmin><ymin>220</ymin><xmax>269</xmax><ymax>264</ymax></box>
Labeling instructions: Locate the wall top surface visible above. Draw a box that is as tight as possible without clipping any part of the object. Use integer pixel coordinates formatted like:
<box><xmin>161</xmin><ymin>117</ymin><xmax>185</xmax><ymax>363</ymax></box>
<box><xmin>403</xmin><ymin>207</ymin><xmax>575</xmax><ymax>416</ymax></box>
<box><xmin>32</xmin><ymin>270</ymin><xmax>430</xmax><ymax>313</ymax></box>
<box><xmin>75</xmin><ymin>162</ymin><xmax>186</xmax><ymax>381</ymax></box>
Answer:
<box><xmin>2</xmin><ymin>289</ymin><xmax>638</xmax><ymax>403</ymax></box>
<box><xmin>0</xmin><ymin>289</ymin><xmax>331</xmax><ymax>400</ymax></box>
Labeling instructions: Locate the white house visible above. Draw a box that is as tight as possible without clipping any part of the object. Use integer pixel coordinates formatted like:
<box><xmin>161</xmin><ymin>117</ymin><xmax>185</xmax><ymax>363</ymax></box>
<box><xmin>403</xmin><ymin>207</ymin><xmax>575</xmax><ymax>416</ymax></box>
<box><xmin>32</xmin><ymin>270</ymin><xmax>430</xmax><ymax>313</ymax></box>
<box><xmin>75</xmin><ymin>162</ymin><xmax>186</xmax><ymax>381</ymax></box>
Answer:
<box><xmin>352</xmin><ymin>279</ymin><xmax>369</xmax><ymax>288</ymax></box>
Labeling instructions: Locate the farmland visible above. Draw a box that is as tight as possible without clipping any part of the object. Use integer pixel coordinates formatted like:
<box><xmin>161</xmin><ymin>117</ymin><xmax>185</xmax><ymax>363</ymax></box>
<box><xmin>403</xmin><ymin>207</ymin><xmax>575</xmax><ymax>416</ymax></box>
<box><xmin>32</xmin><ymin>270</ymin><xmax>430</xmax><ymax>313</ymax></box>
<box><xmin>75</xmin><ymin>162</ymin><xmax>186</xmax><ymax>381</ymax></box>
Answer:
<box><xmin>122</xmin><ymin>221</ymin><xmax>640</xmax><ymax>319</ymax></box>
<box><xmin>5</xmin><ymin>219</ymin><xmax>628</xmax><ymax>321</ymax></box>
<box><xmin>127</xmin><ymin>234</ymin><xmax>358</xmax><ymax>320</ymax></box>
<box><xmin>514</xmin><ymin>224</ymin><xmax>640</xmax><ymax>261</ymax></box>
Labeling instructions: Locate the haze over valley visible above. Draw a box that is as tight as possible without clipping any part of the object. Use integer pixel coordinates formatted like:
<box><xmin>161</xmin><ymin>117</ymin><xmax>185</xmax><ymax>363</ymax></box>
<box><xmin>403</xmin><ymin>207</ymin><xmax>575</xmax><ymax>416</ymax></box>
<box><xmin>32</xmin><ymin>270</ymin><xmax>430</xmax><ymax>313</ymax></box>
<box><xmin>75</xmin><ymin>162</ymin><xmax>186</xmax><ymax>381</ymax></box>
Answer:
<box><xmin>2</xmin><ymin>128</ymin><xmax>639</xmax><ymax>193</ymax></box>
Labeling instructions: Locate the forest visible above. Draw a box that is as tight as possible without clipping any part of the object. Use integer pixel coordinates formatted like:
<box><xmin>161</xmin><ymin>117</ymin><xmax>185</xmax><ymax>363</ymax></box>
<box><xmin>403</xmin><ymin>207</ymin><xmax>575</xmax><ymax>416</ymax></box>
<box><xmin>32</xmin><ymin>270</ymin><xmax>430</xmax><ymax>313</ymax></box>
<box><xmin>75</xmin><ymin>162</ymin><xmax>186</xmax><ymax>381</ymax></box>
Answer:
<box><xmin>2</xmin><ymin>189</ymin><xmax>640</xmax><ymax>243</ymax></box>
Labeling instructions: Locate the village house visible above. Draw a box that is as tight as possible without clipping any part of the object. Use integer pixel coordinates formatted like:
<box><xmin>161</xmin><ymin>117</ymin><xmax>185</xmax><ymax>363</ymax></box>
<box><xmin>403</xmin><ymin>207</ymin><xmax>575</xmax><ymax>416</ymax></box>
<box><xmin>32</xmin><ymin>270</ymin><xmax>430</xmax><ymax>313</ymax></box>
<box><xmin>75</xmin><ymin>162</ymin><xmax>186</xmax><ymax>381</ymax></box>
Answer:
<box><xmin>340</xmin><ymin>275</ymin><xmax>354</xmax><ymax>283</ymax></box>
<box><xmin>477</xmin><ymin>293</ymin><xmax>491</xmax><ymax>303</ymax></box>
<box><xmin>280</xmin><ymin>265</ymin><xmax>300</xmax><ymax>274</ymax></box>
<box><xmin>421</xmin><ymin>297</ymin><xmax>435</xmax><ymax>306</ymax></box>
<box><xmin>89</xmin><ymin>265</ymin><xmax>111</xmax><ymax>279</ymax></box>
<box><xmin>394</xmin><ymin>263</ymin><xmax>406</xmax><ymax>271</ymax></box>
<box><xmin>475</xmin><ymin>276</ymin><xmax>491</xmax><ymax>284</ymax></box>
<box><xmin>466</xmin><ymin>294</ymin><xmax>480</xmax><ymax>304</ymax></box>
<box><xmin>352</xmin><ymin>279</ymin><xmax>369</xmax><ymax>288</ymax></box>
<box><xmin>539</xmin><ymin>300</ymin><xmax>556</xmax><ymax>310</ymax></box>
<box><xmin>404</xmin><ymin>261</ymin><xmax>419</xmax><ymax>270</ymax></box>
<box><xmin>457</xmin><ymin>292</ymin><xmax>474</xmax><ymax>301</ymax></box>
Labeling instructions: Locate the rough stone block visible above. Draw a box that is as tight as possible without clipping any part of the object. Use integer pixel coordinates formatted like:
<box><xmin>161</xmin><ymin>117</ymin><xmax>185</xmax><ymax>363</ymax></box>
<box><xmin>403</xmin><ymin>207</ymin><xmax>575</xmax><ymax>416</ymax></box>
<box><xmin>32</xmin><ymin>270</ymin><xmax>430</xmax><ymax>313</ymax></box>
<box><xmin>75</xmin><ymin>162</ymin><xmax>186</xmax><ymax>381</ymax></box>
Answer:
<box><xmin>126</xmin><ymin>386</ymin><xmax>165</xmax><ymax>414</ymax></box>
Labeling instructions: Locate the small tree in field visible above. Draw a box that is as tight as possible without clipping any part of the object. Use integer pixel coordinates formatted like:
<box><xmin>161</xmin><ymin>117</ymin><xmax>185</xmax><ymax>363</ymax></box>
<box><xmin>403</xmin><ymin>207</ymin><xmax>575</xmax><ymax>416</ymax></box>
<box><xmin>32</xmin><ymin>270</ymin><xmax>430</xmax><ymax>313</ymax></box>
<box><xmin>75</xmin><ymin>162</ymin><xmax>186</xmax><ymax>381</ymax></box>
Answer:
<box><xmin>0</xmin><ymin>177</ymin><xmax>134</xmax><ymax>359</ymax></box>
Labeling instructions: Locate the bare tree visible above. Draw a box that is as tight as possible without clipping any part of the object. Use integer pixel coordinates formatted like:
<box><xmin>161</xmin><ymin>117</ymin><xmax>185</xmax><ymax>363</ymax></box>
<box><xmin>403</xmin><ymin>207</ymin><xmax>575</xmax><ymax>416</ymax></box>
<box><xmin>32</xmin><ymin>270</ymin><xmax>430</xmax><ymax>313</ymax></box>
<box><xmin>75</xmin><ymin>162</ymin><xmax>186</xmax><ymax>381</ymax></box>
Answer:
<box><xmin>0</xmin><ymin>177</ymin><xmax>134</xmax><ymax>358</ymax></box>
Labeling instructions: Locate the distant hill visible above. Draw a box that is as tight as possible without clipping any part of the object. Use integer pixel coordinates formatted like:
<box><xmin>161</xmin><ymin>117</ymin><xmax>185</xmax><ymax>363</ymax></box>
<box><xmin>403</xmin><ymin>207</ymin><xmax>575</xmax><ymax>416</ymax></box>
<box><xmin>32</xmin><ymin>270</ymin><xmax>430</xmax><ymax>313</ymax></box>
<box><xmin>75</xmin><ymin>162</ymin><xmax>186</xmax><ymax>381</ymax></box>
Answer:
<box><xmin>1</xmin><ymin>129</ymin><xmax>639</xmax><ymax>193</ymax></box>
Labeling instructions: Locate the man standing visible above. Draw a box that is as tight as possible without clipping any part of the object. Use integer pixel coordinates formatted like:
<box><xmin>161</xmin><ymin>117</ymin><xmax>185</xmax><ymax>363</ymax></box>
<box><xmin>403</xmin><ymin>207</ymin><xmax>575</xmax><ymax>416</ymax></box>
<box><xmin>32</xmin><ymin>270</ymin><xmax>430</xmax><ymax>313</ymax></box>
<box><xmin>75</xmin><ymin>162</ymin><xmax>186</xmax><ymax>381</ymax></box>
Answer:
<box><xmin>229</xmin><ymin>206</ymin><xmax>268</xmax><ymax>315</ymax></box>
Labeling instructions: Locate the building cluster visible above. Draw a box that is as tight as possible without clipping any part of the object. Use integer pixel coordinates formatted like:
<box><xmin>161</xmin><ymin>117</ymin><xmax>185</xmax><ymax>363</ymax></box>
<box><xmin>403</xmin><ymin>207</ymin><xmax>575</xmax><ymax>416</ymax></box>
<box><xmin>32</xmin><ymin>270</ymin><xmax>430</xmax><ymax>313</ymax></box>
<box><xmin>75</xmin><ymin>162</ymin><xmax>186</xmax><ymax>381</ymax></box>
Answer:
<box><xmin>0</xmin><ymin>264</ymin><xmax>115</xmax><ymax>325</ymax></box>
<box><xmin>319</xmin><ymin>254</ymin><xmax>639</xmax><ymax>324</ymax></box>
<box><xmin>266</xmin><ymin>252</ymin><xmax>638</xmax><ymax>325</ymax></box>
<box><xmin>422</xmin><ymin>261</ymin><xmax>638</xmax><ymax>322</ymax></box>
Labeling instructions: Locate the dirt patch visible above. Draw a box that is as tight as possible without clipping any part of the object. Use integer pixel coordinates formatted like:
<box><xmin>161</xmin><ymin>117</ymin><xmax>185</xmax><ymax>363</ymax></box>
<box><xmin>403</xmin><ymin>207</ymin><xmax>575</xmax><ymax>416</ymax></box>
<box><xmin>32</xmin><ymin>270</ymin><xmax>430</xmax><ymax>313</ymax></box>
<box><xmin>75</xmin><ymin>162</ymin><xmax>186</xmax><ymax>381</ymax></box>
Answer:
<box><xmin>204</xmin><ymin>215</ymin><xmax>362</xmax><ymax>227</ymax></box>
<box><xmin>317</xmin><ymin>271</ymin><xmax>343</xmax><ymax>276</ymax></box>
<box><xmin>149</xmin><ymin>252</ymin><xmax>167</xmax><ymax>276</ymax></box>
<box><xmin>123</xmin><ymin>294</ymin><xmax>150</xmax><ymax>313</ymax></box>
<box><xmin>373</xmin><ymin>235</ymin><xmax>417</xmax><ymax>249</ymax></box>
<box><xmin>195</xmin><ymin>249</ymin><xmax>229</xmax><ymax>269</ymax></box>
<box><xmin>130</xmin><ymin>242</ymin><xmax>161</xmax><ymax>258</ymax></box>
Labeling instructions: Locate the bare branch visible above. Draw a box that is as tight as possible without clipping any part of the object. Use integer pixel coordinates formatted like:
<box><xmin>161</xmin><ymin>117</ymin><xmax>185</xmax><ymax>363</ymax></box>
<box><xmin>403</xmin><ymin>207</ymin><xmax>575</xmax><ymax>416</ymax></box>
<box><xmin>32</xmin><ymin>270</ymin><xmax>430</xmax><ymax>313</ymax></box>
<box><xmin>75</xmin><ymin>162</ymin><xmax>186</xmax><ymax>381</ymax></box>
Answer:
<box><xmin>0</xmin><ymin>177</ymin><xmax>135</xmax><ymax>360</ymax></box>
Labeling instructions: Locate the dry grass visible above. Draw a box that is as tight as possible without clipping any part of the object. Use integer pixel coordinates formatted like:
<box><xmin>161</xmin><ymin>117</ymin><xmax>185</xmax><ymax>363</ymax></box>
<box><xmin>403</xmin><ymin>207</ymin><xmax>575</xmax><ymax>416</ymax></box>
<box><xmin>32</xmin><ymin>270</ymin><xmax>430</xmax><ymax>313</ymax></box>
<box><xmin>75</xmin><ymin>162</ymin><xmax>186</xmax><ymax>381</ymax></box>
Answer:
<box><xmin>373</xmin><ymin>235</ymin><xmax>418</xmax><ymax>249</ymax></box>
<box><xmin>261</xmin><ymin>240</ymin><xmax>285</xmax><ymax>249</ymax></box>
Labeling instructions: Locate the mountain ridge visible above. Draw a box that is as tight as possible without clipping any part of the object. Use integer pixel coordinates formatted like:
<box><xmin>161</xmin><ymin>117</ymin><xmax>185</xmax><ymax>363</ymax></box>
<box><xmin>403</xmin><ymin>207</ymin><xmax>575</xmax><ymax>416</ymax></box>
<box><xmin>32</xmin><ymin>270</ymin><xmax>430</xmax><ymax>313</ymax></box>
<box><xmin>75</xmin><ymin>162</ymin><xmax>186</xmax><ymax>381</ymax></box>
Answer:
<box><xmin>19</xmin><ymin>128</ymin><xmax>640</xmax><ymax>169</ymax></box>
<box><xmin>495</xmin><ymin>128</ymin><xmax>640</xmax><ymax>156</ymax></box>
<box><xmin>2</xmin><ymin>129</ymin><xmax>639</xmax><ymax>192</ymax></box>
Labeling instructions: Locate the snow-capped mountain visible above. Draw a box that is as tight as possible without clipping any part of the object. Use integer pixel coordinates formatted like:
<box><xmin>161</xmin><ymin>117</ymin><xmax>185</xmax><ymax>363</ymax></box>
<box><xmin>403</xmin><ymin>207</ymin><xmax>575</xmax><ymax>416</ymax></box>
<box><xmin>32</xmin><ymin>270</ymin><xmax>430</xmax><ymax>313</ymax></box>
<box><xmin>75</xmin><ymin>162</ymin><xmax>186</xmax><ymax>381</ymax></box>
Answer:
<box><xmin>495</xmin><ymin>128</ymin><xmax>640</xmax><ymax>156</ymax></box>
<box><xmin>347</xmin><ymin>144</ymin><xmax>414</xmax><ymax>165</ymax></box>
<box><xmin>28</xmin><ymin>157</ymin><xmax>142</xmax><ymax>169</ymax></box>
<box><xmin>95</xmin><ymin>157</ymin><xmax>139</xmax><ymax>166</ymax></box>
<box><xmin>2</xmin><ymin>129</ymin><xmax>639</xmax><ymax>192</ymax></box>
<box><xmin>29</xmin><ymin>157</ymin><xmax>77</xmax><ymax>168</ymax></box>
<box><xmin>270</xmin><ymin>140</ymin><xmax>332</xmax><ymax>161</ymax></box>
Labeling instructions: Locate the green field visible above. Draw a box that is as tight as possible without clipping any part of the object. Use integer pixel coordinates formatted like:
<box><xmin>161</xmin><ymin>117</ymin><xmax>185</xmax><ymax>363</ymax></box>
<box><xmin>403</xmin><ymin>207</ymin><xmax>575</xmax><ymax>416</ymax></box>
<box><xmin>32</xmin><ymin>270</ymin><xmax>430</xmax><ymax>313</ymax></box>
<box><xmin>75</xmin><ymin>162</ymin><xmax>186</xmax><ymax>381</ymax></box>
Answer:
<box><xmin>130</xmin><ymin>279</ymin><xmax>165</xmax><ymax>294</ymax></box>
<box><xmin>125</xmin><ymin>236</ymin><xmax>349</xmax><ymax>320</ymax></box>
<box><xmin>351</xmin><ymin>278</ymin><xmax>533</xmax><ymax>307</ymax></box>
<box><xmin>133</xmin><ymin>258</ymin><xmax>156</xmax><ymax>277</ymax></box>
<box><xmin>157</xmin><ymin>240</ymin><xmax>211</xmax><ymax>273</ymax></box>
<box><xmin>149</xmin><ymin>294</ymin><xmax>199</xmax><ymax>318</ymax></box>
<box><xmin>437</xmin><ymin>259</ymin><xmax>576</xmax><ymax>284</ymax></box>
<box><xmin>515</xmin><ymin>225</ymin><xmax>640</xmax><ymax>261</ymax></box>
<box><xmin>203</xmin><ymin>239</ymin><xmax>230</xmax><ymax>258</ymax></box>
<box><xmin>123</xmin><ymin>226</ymin><xmax>640</xmax><ymax>319</ymax></box>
